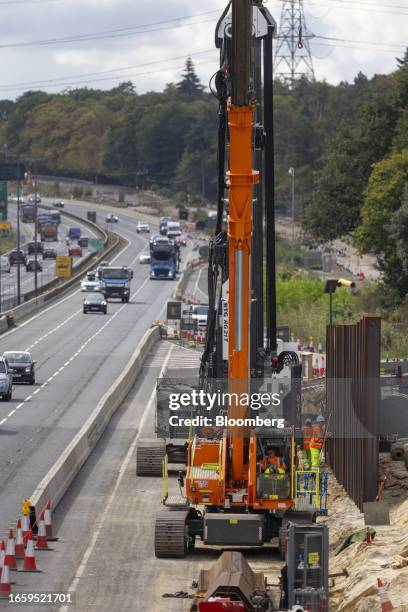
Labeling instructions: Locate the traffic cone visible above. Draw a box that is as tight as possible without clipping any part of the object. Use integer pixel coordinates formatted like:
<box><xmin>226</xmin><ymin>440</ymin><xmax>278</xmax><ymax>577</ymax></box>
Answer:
<box><xmin>0</xmin><ymin>559</ymin><xmax>11</xmax><ymax>599</ymax></box>
<box><xmin>21</xmin><ymin>513</ymin><xmax>30</xmax><ymax>540</ymax></box>
<box><xmin>364</xmin><ymin>528</ymin><xmax>372</xmax><ymax>545</ymax></box>
<box><xmin>377</xmin><ymin>578</ymin><xmax>394</xmax><ymax>611</ymax></box>
<box><xmin>44</xmin><ymin>500</ymin><xmax>58</xmax><ymax>541</ymax></box>
<box><xmin>35</xmin><ymin>512</ymin><xmax>53</xmax><ymax>551</ymax></box>
<box><xmin>19</xmin><ymin>531</ymin><xmax>41</xmax><ymax>573</ymax></box>
<box><xmin>0</xmin><ymin>540</ymin><xmax>5</xmax><ymax>579</ymax></box>
<box><xmin>4</xmin><ymin>529</ymin><xmax>17</xmax><ymax>570</ymax></box>
<box><xmin>15</xmin><ymin>520</ymin><xmax>25</xmax><ymax>559</ymax></box>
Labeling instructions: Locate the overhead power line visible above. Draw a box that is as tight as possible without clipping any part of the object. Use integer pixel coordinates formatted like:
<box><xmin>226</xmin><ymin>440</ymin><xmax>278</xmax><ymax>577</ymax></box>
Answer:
<box><xmin>0</xmin><ymin>10</ymin><xmax>220</xmax><ymax>49</ymax></box>
<box><xmin>315</xmin><ymin>35</ymin><xmax>406</xmax><ymax>49</ymax></box>
<box><xmin>0</xmin><ymin>49</ymin><xmax>217</xmax><ymax>91</ymax></box>
<box><xmin>0</xmin><ymin>59</ymin><xmax>217</xmax><ymax>93</ymax></box>
<box><xmin>300</xmin><ymin>0</ymin><xmax>408</xmax><ymax>16</ymax></box>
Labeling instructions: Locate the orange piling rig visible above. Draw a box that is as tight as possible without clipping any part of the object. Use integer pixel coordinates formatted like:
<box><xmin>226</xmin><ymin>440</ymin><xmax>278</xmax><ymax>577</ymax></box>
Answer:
<box><xmin>155</xmin><ymin>0</ymin><xmax>312</xmax><ymax>560</ymax></box>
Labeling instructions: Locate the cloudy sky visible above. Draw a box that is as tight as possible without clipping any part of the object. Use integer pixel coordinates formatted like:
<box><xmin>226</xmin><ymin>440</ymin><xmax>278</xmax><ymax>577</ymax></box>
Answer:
<box><xmin>0</xmin><ymin>0</ymin><xmax>406</xmax><ymax>99</ymax></box>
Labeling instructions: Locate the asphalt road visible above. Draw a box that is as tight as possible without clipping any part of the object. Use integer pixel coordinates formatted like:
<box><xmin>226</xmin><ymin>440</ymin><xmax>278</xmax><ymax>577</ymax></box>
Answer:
<box><xmin>2</xmin><ymin>205</ymin><xmax>98</xmax><ymax>308</ymax></box>
<box><xmin>0</xmin><ymin>203</ymin><xmax>190</xmax><ymax>540</ymax></box>
<box><xmin>8</xmin><ymin>341</ymin><xmax>282</xmax><ymax>612</ymax></box>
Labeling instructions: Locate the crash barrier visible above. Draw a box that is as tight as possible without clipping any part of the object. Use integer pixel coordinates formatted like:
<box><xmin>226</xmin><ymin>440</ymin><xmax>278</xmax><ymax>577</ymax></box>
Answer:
<box><xmin>1</xmin><ymin>203</ymin><xmax>109</xmax><ymax>312</ymax></box>
<box><xmin>29</xmin><ymin>325</ymin><xmax>160</xmax><ymax>517</ymax></box>
<box><xmin>1</xmin><ymin>231</ymin><xmax>123</xmax><ymax>332</ymax></box>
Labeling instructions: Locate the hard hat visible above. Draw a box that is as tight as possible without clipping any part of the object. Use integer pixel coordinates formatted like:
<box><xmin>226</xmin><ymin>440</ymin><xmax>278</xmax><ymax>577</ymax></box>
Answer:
<box><xmin>305</xmin><ymin>418</ymin><xmax>312</xmax><ymax>425</ymax></box>
<box><xmin>316</xmin><ymin>415</ymin><xmax>325</xmax><ymax>423</ymax></box>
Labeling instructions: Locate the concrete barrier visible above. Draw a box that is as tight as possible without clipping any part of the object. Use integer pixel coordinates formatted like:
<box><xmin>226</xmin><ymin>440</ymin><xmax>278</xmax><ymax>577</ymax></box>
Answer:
<box><xmin>0</xmin><ymin>316</ymin><xmax>8</xmax><ymax>334</ymax></box>
<box><xmin>30</xmin><ymin>325</ymin><xmax>160</xmax><ymax>515</ymax></box>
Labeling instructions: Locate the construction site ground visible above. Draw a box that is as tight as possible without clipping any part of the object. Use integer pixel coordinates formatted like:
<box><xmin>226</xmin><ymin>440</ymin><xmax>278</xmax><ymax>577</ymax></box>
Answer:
<box><xmin>10</xmin><ymin>339</ymin><xmax>407</xmax><ymax>611</ymax></box>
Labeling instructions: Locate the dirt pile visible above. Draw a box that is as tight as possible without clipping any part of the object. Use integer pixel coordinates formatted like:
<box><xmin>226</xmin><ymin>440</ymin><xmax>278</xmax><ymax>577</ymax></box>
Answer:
<box><xmin>322</xmin><ymin>458</ymin><xmax>408</xmax><ymax>611</ymax></box>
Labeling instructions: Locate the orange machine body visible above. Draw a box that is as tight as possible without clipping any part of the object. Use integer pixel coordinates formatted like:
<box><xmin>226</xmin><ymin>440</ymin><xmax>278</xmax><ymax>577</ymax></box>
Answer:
<box><xmin>186</xmin><ymin>430</ymin><xmax>295</xmax><ymax>512</ymax></box>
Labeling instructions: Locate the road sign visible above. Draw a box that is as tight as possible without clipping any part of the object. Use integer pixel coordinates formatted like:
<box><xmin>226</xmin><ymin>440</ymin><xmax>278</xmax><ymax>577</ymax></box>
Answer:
<box><xmin>0</xmin><ymin>221</ymin><xmax>11</xmax><ymax>232</ymax></box>
<box><xmin>0</xmin><ymin>163</ymin><xmax>26</xmax><ymax>181</ymax></box>
<box><xmin>167</xmin><ymin>301</ymin><xmax>181</xmax><ymax>320</ymax></box>
<box><xmin>89</xmin><ymin>238</ymin><xmax>104</xmax><ymax>252</ymax></box>
<box><xmin>56</xmin><ymin>256</ymin><xmax>72</xmax><ymax>278</ymax></box>
<box><xmin>0</xmin><ymin>182</ymin><xmax>7</xmax><ymax>220</ymax></box>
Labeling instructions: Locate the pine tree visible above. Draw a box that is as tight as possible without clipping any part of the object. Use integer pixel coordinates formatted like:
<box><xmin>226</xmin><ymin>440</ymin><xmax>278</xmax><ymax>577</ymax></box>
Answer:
<box><xmin>176</xmin><ymin>58</ymin><xmax>204</xmax><ymax>98</ymax></box>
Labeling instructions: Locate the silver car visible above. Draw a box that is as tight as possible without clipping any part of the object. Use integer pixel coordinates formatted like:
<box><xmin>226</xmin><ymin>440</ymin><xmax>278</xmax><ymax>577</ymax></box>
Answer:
<box><xmin>0</xmin><ymin>357</ymin><xmax>13</xmax><ymax>401</ymax></box>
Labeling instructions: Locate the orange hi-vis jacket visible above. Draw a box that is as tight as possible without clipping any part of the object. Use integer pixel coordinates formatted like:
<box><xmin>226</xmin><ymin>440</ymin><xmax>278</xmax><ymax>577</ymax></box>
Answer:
<box><xmin>260</xmin><ymin>455</ymin><xmax>286</xmax><ymax>472</ymax></box>
<box><xmin>302</xmin><ymin>425</ymin><xmax>314</xmax><ymax>450</ymax></box>
<box><xmin>303</xmin><ymin>424</ymin><xmax>323</xmax><ymax>450</ymax></box>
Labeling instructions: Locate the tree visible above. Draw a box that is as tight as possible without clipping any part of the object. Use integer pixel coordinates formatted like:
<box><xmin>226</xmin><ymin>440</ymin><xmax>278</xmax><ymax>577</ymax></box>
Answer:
<box><xmin>356</xmin><ymin>150</ymin><xmax>408</xmax><ymax>297</ymax></box>
<box><xmin>176</xmin><ymin>58</ymin><xmax>204</xmax><ymax>98</ymax></box>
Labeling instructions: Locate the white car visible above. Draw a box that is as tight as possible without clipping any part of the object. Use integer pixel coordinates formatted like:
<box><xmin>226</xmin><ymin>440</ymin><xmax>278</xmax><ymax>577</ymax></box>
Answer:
<box><xmin>0</xmin><ymin>256</ymin><xmax>11</xmax><ymax>273</ymax></box>
<box><xmin>81</xmin><ymin>271</ymin><xmax>101</xmax><ymax>292</ymax></box>
<box><xmin>106</xmin><ymin>213</ymin><xmax>119</xmax><ymax>223</ymax></box>
<box><xmin>139</xmin><ymin>253</ymin><xmax>151</xmax><ymax>264</ymax></box>
<box><xmin>136</xmin><ymin>221</ymin><xmax>150</xmax><ymax>233</ymax></box>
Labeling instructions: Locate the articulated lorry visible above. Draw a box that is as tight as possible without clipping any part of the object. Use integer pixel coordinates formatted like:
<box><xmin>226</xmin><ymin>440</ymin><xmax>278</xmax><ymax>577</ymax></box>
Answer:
<box><xmin>149</xmin><ymin>236</ymin><xmax>179</xmax><ymax>280</ymax></box>
<box><xmin>40</xmin><ymin>222</ymin><xmax>58</xmax><ymax>242</ymax></box>
<box><xmin>21</xmin><ymin>204</ymin><xmax>36</xmax><ymax>223</ymax></box>
<box><xmin>99</xmin><ymin>266</ymin><xmax>133</xmax><ymax>302</ymax></box>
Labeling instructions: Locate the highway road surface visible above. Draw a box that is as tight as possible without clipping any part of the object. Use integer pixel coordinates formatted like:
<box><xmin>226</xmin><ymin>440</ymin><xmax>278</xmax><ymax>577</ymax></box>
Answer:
<box><xmin>0</xmin><ymin>203</ymin><xmax>191</xmax><ymax>547</ymax></box>
<box><xmin>5</xmin><ymin>341</ymin><xmax>282</xmax><ymax>612</ymax></box>
<box><xmin>1</xmin><ymin>205</ymin><xmax>98</xmax><ymax>310</ymax></box>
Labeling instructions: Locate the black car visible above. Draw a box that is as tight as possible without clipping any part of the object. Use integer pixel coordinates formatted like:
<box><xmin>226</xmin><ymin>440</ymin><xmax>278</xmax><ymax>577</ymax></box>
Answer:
<box><xmin>27</xmin><ymin>241</ymin><xmax>43</xmax><ymax>255</ymax></box>
<box><xmin>43</xmin><ymin>248</ymin><xmax>57</xmax><ymax>260</ymax></box>
<box><xmin>53</xmin><ymin>200</ymin><xmax>64</xmax><ymax>208</ymax></box>
<box><xmin>9</xmin><ymin>250</ymin><xmax>26</xmax><ymax>265</ymax></box>
<box><xmin>3</xmin><ymin>351</ymin><xmax>36</xmax><ymax>384</ymax></box>
<box><xmin>26</xmin><ymin>258</ymin><xmax>42</xmax><ymax>272</ymax></box>
<box><xmin>83</xmin><ymin>292</ymin><xmax>107</xmax><ymax>314</ymax></box>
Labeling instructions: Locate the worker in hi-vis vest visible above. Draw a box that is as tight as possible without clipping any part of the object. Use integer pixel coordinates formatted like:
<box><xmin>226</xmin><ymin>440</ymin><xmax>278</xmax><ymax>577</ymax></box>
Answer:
<box><xmin>310</xmin><ymin>417</ymin><xmax>324</xmax><ymax>468</ymax></box>
<box><xmin>302</xmin><ymin>418</ymin><xmax>314</xmax><ymax>469</ymax></box>
<box><xmin>259</xmin><ymin>447</ymin><xmax>287</xmax><ymax>475</ymax></box>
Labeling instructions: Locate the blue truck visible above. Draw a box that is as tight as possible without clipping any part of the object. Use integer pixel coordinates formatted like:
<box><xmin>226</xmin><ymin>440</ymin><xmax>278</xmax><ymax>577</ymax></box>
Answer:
<box><xmin>99</xmin><ymin>266</ymin><xmax>133</xmax><ymax>302</ymax></box>
<box><xmin>149</xmin><ymin>237</ymin><xmax>179</xmax><ymax>280</ymax></box>
<box><xmin>68</xmin><ymin>227</ymin><xmax>81</xmax><ymax>240</ymax></box>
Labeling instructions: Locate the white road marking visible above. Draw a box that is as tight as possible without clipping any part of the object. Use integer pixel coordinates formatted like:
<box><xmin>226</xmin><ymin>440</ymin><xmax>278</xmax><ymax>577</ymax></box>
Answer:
<box><xmin>2</xmin><ymin>275</ymin><xmax>151</xmax><ymax>425</ymax></box>
<box><xmin>0</xmin><ymin>418</ymin><xmax>6</xmax><ymax>425</ymax></box>
<box><xmin>7</xmin><ymin>410</ymin><xmax>15</xmax><ymax>417</ymax></box>
<box><xmin>61</xmin><ymin>343</ymin><xmax>174</xmax><ymax>608</ymax></box>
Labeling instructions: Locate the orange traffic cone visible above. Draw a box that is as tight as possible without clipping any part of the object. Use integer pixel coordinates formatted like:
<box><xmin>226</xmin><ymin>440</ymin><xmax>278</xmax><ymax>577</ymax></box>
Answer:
<box><xmin>364</xmin><ymin>528</ymin><xmax>372</xmax><ymax>545</ymax></box>
<box><xmin>44</xmin><ymin>500</ymin><xmax>58</xmax><ymax>541</ymax></box>
<box><xmin>0</xmin><ymin>558</ymin><xmax>11</xmax><ymax>599</ymax></box>
<box><xmin>4</xmin><ymin>529</ymin><xmax>17</xmax><ymax>570</ymax></box>
<box><xmin>0</xmin><ymin>540</ymin><xmax>5</xmax><ymax>579</ymax></box>
<box><xmin>21</xmin><ymin>513</ymin><xmax>30</xmax><ymax>540</ymax></box>
<box><xmin>19</xmin><ymin>531</ymin><xmax>41</xmax><ymax>573</ymax></box>
<box><xmin>377</xmin><ymin>578</ymin><xmax>394</xmax><ymax>611</ymax></box>
<box><xmin>15</xmin><ymin>520</ymin><xmax>25</xmax><ymax>559</ymax></box>
<box><xmin>35</xmin><ymin>512</ymin><xmax>53</xmax><ymax>551</ymax></box>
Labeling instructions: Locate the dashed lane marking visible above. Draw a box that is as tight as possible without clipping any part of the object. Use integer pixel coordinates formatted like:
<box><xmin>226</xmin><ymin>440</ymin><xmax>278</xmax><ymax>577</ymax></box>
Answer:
<box><xmin>0</xmin><ymin>276</ymin><xmax>149</xmax><ymax>427</ymax></box>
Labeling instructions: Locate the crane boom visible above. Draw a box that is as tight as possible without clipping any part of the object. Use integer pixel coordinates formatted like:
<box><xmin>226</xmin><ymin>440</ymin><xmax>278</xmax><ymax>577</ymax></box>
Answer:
<box><xmin>227</xmin><ymin>0</ymin><xmax>259</xmax><ymax>481</ymax></box>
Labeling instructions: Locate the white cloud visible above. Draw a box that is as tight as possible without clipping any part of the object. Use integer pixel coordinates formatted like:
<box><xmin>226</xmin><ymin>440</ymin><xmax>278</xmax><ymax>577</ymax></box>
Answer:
<box><xmin>0</xmin><ymin>0</ymin><xmax>405</xmax><ymax>99</ymax></box>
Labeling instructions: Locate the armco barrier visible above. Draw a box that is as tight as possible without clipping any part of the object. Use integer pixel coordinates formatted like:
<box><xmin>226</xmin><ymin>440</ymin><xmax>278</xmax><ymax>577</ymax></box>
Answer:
<box><xmin>30</xmin><ymin>325</ymin><xmax>160</xmax><ymax>516</ymax></box>
<box><xmin>1</xmin><ymin>232</ymin><xmax>123</xmax><ymax>330</ymax></box>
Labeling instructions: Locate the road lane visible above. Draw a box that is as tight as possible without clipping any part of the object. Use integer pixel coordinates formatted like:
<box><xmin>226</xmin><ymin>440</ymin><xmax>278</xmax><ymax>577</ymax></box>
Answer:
<box><xmin>0</xmin><ymin>202</ymin><xmax>188</xmax><ymax>538</ymax></box>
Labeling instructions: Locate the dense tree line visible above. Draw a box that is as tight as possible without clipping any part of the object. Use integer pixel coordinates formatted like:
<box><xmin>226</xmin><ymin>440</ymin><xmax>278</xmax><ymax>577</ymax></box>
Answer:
<box><xmin>0</xmin><ymin>56</ymin><xmax>407</xmax><ymax>295</ymax></box>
